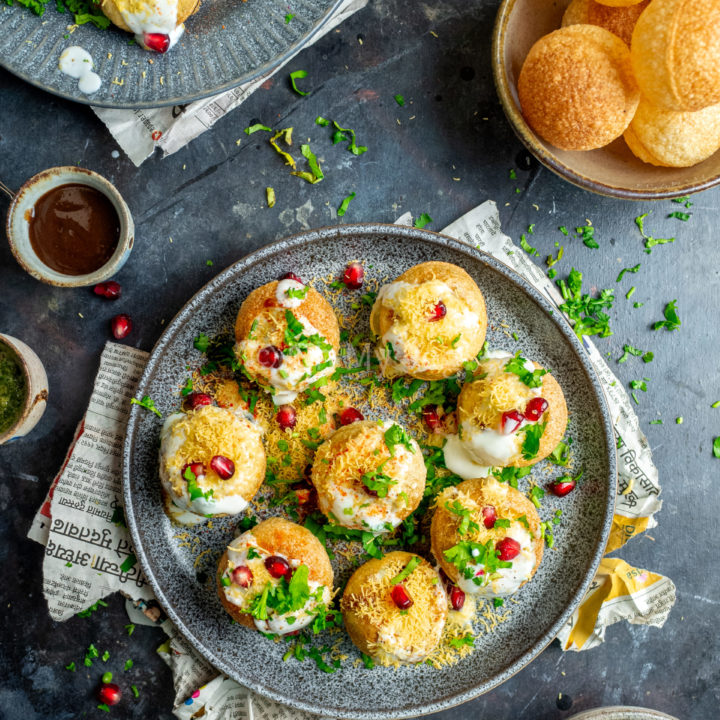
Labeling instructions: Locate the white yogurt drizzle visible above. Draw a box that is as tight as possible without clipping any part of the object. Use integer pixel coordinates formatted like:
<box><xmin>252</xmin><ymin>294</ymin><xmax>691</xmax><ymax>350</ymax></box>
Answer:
<box><xmin>115</xmin><ymin>0</ymin><xmax>184</xmax><ymax>50</ymax></box>
<box><xmin>274</xmin><ymin>279</ymin><xmax>307</xmax><ymax>309</ymax></box>
<box><xmin>58</xmin><ymin>47</ymin><xmax>102</xmax><ymax>95</ymax></box>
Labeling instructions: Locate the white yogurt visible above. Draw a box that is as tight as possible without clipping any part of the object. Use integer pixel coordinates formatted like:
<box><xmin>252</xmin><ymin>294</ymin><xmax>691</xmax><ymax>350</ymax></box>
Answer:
<box><xmin>275</xmin><ymin>279</ymin><xmax>307</xmax><ymax>309</ymax></box>
<box><xmin>442</xmin><ymin>434</ymin><xmax>491</xmax><ymax>480</ymax></box>
<box><xmin>463</xmin><ymin>425</ymin><xmax>521</xmax><ymax>467</ymax></box>
<box><xmin>58</xmin><ymin>46</ymin><xmax>101</xmax><ymax>95</ymax></box>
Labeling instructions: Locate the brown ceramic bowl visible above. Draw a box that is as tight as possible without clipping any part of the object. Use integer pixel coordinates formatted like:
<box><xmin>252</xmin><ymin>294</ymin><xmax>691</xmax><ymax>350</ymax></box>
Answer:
<box><xmin>492</xmin><ymin>0</ymin><xmax>720</xmax><ymax>199</ymax></box>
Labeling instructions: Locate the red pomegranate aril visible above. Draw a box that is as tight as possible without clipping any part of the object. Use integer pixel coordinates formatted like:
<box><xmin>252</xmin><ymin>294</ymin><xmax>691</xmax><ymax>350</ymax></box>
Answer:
<box><xmin>143</xmin><ymin>32</ymin><xmax>170</xmax><ymax>53</ymax></box>
<box><xmin>342</xmin><ymin>262</ymin><xmax>364</xmax><ymax>290</ymax></box>
<box><xmin>210</xmin><ymin>455</ymin><xmax>235</xmax><ymax>480</ymax></box>
<box><xmin>110</xmin><ymin>313</ymin><xmax>132</xmax><ymax>339</ymax></box>
<box><xmin>482</xmin><ymin>505</ymin><xmax>497</xmax><ymax>529</ymax></box>
<box><xmin>449</xmin><ymin>586</ymin><xmax>466</xmax><ymax>611</ymax></box>
<box><xmin>280</xmin><ymin>272</ymin><xmax>303</xmax><ymax>284</ymax></box>
<box><xmin>429</xmin><ymin>301</ymin><xmax>447</xmax><ymax>322</ymax></box>
<box><xmin>231</xmin><ymin>565</ymin><xmax>253</xmax><ymax>588</ymax></box>
<box><xmin>391</xmin><ymin>583</ymin><xmax>413</xmax><ymax>609</ymax></box>
<box><xmin>265</xmin><ymin>555</ymin><xmax>291</xmax><ymax>579</ymax></box>
<box><xmin>422</xmin><ymin>404</ymin><xmax>441</xmax><ymax>431</ymax></box>
<box><xmin>525</xmin><ymin>397</ymin><xmax>549</xmax><ymax>422</ymax></box>
<box><xmin>182</xmin><ymin>461</ymin><xmax>206</xmax><ymax>480</ymax></box>
<box><xmin>93</xmin><ymin>281</ymin><xmax>122</xmax><ymax>300</ymax></box>
<box><xmin>339</xmin><ymin>407</ymin><xmax>364</xmax><ymax>425</ymax></box>
<box><xmin>276</xmin><ymin>404</ymin><xmax>297</xmax><ymax>430</ymax></box>
<box><xmin>295</xmin><ymin>487</ymin><xmax>312</xmax><ymax>505</ymax></box>
<box><xmin>98</xmin><ymin>683</ymin><xmax>122</xmax><ymax>706</ymax></box>
<box><xmin>496</xmin><ymin>537</ymin><xmax>521</xmax><ymax>561</ymax></box>
<box><xmin>501</xmin><ymin>409</ymin><xmax>524</xmax><ymax>435</ymax></box>
<box><xmin>552</xmin><ymin>478</ymin><xmax>576</xmax><ymax>497</ymax></box>
<box><xmin>258</xmin><ymin>345</ymin><xmax>282</xmax><ymax>368</ymax></box>
<box><xmin>187</xmin><ymin>392</ymin><xmax>212</xmax><ymax>410</ymax></box>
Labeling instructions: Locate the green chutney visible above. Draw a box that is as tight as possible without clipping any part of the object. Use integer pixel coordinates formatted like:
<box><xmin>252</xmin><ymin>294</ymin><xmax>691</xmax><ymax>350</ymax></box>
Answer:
<box><xmin>0</xmin><ymin>343</ymin><xmax>26</xmax><ymax>434</ymax></box>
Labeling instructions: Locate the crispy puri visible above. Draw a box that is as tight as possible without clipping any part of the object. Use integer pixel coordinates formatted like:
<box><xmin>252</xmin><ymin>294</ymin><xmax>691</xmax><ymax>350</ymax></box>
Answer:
<box><xmin>100</xmin><ymin>0</ymin><xmax>200</xmax><ymax>34</ymax></box>
<box><xmin>562</xmin><ymin>0</ymin><xmax>650</xmax><ymax>46</ymax></box>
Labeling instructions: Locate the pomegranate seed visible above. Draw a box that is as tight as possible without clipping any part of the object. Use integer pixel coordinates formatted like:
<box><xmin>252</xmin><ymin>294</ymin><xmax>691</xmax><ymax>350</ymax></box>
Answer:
<box><xmin>276</xmin><ymin>404</ymin><xmax>297</xmax><ymax>430</ymax></box>
<box><xmin>391</xmin><ymin>583</ymin><xmax>413</xmax><ymax>609</ymax></box>
<box><xmin>98</xmin><ymin>683</ymin><xmax>121</xmax><ymax>706</ymax></box>
<box><xmin>258</xmin><ymin>345</ymin><xmax>282</xmax><ymax>368</ymax></box>
<box><xmin>339</xmin><ymin>407</ymin><xmax>364</xmax><ymax>425</ymax></box>
<box><xmin>187</xmin><ymin>392</ymin><xmax>212</xmax><ymax>410</ymax></box>
<box><xmin>501</xmin><ymin>409</ymin><xmax>524</xmax><ymax>435</ymax></box>
<box><xmin>552</xmin><ymin>478</ymin><xmax>576</xmax><ymax>497</ymax></box>
<box><xmin>525</xmin><ymin>397</ymin><xmax>549</xmax><ymax>422</ymax></box>
<box><xmin>280</xmin><ymin>272</ymin><xmax>303</xmax><ymax>284</ymax></box>
<box><xmin>110</xmin><ymin>313</ymin><xmax>132</xmax><ymax>339</ymax></box>
<box><xmin>449</xmin><ymin>585</ymin><xmax>466</xmax><ymax>611</ymax></box>
<box><xmin>295</xmin><ymin>487</ymin><xmax>312</xmax><ymax>505</ymax></box>
<box><xmin>496</xmin><ymin>537</ymin><xmax>521</xmax><ymax>561</ymax></box>
<box><xmin>265</xmin><ymin>555</ymin><xmax>291</xmax><ymax>579</ymax></box>
<box><xmin>143</xmin><ymin>32</ymin><xmax>170</xmax><ymax>53</ymax></box>
<box><xmin>342</xmin><ymin>262</ymin><xmax>364</xmax><ymax>290</ymax></box>
<box><xmin>210</xmin><ymin>455</ymin><xmax>235</xmax><ymax>480</ymax></box>
<box><xmin>482</xmin><ymin>505</ymin><xmax>497</xmax><ymax>529</ymax></box>
<box><xmin>182</xmin><ymin>462</ymin><xmax>206</xmax><ymax>480</ymax></box>
<box><xmin>93</xmin><ymin>281</ymin><xmax>122</xmax><ymax>300</ymax></box>
<box><xmin>231</xmin><ymin>565</ymin><xmax>253</xmax><ymax>588</ymax></box>
<box><xmin>422</xmin><ymin>404</ymin><xmax>441</xmax><ymax>431</ymax></box>
<box><xmin>429</xmin><ymin>301</ymin><xmax>447</xmax><ymax>322</ymax></box>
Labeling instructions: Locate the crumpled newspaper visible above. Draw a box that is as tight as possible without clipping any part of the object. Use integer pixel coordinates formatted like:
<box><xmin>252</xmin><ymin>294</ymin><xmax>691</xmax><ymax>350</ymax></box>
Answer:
<box><xmin>92</xmin><ymin>0</ymin><xmax>367</xmax><ymax>166</ymax></box>
<box><xmin>28</xmin><ymin>201</ymin><xmax>675</xmax><ymax>718</ymax></box>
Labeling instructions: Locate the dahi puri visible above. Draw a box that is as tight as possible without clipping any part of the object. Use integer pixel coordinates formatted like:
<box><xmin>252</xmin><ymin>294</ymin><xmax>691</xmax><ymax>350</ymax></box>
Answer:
<box><xmin>624</xmin><ymin>97</ymin><xmax>720</xmax><ymax>167</ymax></box>
<box><xmin>518</xmin><ymin>25</ymin><xmax>639</xmax><ymax>151</ymax></box>
<box><xmin>562</xmin><ymin>0</ymin><xmax>649</xmax><ymax>46</ymax></box>
<box><xmin>630</xmin><ymin>0</ymin><xmax>720</xmax><ymax>112</ymax></box>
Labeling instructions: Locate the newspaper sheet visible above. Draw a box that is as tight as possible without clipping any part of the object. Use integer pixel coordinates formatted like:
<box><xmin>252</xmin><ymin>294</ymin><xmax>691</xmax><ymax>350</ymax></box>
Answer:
<box><xmin>93</xmin><ymin>0</ymin><xmax>367</xmax><ymax>166</ymax></box>
<box><xmin>28</xmin><ymin>201</ymin><xmax>675</xmax><ymax>717</ymax></box>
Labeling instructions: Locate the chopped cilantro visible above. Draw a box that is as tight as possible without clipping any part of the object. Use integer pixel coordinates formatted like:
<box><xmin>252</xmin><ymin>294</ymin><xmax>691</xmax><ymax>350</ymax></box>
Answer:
<box><xmin>125</xmin><ymin>624</ymin><xmax>135</xmax><ymax>636</ymax></box>
<box><xmin>124</xmin><ymin>659</ymin><xmax>133</xmax><ymax>671</ymax></box>
<box><xmin>668</xmin><ymin>211</ymin><xmax>690</xmax><ymax>221</ymax></box>
<box><xmin>714</xmin><ymin>437</ymin><xmax>720</xmax><ymax>459</ymax></box>
<box><xmin>504</xmin><ymin>353</ymin><xmax>547</xmax><ymax>388</ymax></box>
<box><xmin>650</xmin><ymin>419</ymin><xmax>663</xmax><ymax>425</ymax></box>
<box><xmin>576</xmin><ymin>223</ymin><xmax>598</xmax><ymax>249</ymax></box>
<box><xmin>180</xmin><ymin>377</ymin><xmax>193</xmax><ymax>396</ymax></box>
<box><xmin>449</xmin><ymin>634</ymin><xmax>475</xmax><ymax>648</ymax></box>
<box><xmin>529</xmin><ymin>485</ymin><xmax>545</xmax><ymax>508</ymax></box>
<box><xmin>444</xmin><ymin>500</ymin><xmax>479</xmax><ymax>536</ymax></box>
<box><xmin>630</xmin><ymin>378</ymin><xmax>648</xmax><ymax>392</ymax></box>
<box><xmin>289</xmin><ymin>69</ymin><xmax>309</xmax><ymax>96</ymax></box>
<box><xmin>131</xmin><ymin>685</ymin><xmax>139</xmax><ymax>698</ymax></box>
<box><xmin>492</xmin><ymin>465</ymin><xmax>531</xmax><ymax>488</ymax></box>
<box><xmin>315</xmin><ymin>116</ymin><xmax>330</xmax><ymax>126</ymax></box>
<box><xmin>394</xmin><ymin>94</ymin><xmax>405</xmax><ymax>106</ymax></box>
<box><xmin>652</xmin><ymin>300</ymin><xmax>681</xmax><ymax>331</ymax></box>
<box><xmin>65</xmin><ymin>662</ymin><xmax>76</xmax><ymax>672</ymax></box>
<box><xmin>244</xmin><ymin>123</ymin><xmax>271</xmax><ymax>135</ymax></box>
<box><xmin>130</xmin><ymin>395</ymin><xmax>161</xmax><ymax>417</ymax></box>
<box><xmin>616</xmin><ymin>264</ymin><xmax>640</xmax><ymax>283</ymax></box>
<box><xmin>414</xmin><ymin>213</ymin><xmax>433</xmax><ymax>229</ymax></box>
<box><xmin>330</xmin><ymin>120</ymin><xmax>367</xmax><ymax>155</ymax></box>
<box><xmin>521</xmin><ymin>423</ymin><xmax>546</xmax><ymax>460</ymax></box>
<box><xmin>389</xmin><ymin>556</ymin><xmax>421</xmax><ymax>585</ymax></box>
<box><xmin>557</xmin><ymin>268</ymin><xmax>614</xmax><ymax>339</ymax></box>
<box><xmin>559</xmin><ymin>225</ymin><xmax>568</xmax><ymax>235</ymax></box>
<box><xmin>384</xmin><ymin>424</ymin><xmax>414</xmax><ymax>455</ymax></box>
<box><xmin>120</xmin><ymin>554</ymin><xmax>137</xmax><ymax>572</ymax></box>
<box><xmin>519</xmin><ymin>233</ymin><xmax>538</xmax><ymax>256</ymax></box>
<box><xmin>635</xmin><ymin>212</ymin><xmax>674</xmax><ymax>253</ymax></box>
<box><xmin>284</xmin><ymin>12</ymin><xmax>294</xmax><ymax>22</ymax></box>
<box><xmin>493</xmin><ymin>597</ymin><xmax>504</xmax><ymax>608</ymax></box>
<box><xmin>549</xmin><ymin>440</ymin><xmax>570</xmax><ymax>466</ymax></box>
<box><xmin>193</xmin><ymin>332</ymin><xmax>210</xmax><ymax>352</ymax></box>
<box><xmin>547</xmin><ymin>246</ymin><xmax>564</xmax><ymax>268</ymax></box>
<box><xmin>361</xmin><ymin>653</ymin><xmax>375</xmax><ymax>669</ymax></box>
<box><xmin>618</xmin><ymin>344</ymin><xmax>643</xmax><ymax>363</ymax></box>
<box><xmin>337</xmin><ymin>192</ymin><xmax>356</xmax><ymax>217</ymax></box>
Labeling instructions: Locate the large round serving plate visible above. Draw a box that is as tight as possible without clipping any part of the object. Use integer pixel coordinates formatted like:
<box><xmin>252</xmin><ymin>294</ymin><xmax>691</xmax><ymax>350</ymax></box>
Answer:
<box><xmin>0</xmin><ymin>0</ymin><xmax>342</xmax><ymax>108</ymax></box>
<box><xmin>123</xmin><ymin>224</ymin><xmax>616</xmax><ymax>719</ymax></box>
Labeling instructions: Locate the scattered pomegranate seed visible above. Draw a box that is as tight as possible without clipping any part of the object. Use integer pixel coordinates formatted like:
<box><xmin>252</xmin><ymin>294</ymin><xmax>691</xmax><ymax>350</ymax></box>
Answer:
<box><xmin>391</xmin><ymin>583</ymin><xmax>413</xmax><ymax>609</ymax></box>
<box><xmin>93</xmin><ymin>281</ymin><xmax>122</xmax><ymax>300</ymax></box>
<box><xmin>280</xmin><ymin>272</ymin><xmax>303</xmax><ymax>284</ymax></box>
<box><xmin>181</xmin><ymin>462</ymin><xmax>206</xmax><ymax>480</ymax></box>
<box><xmin>295</xmin><ymin>487</ymin><xmax>312</xmax><ymax>505</ymax></box>
<box><xmin>258</xmin><ymin>345</ymin><xmax>283</xmax><ymax>368</ymax></box>
<box><xmin>429</xmin><ymin>301</ymin><xmax>447</xmax><ymax>322</ymax></box>
<box><xmin>482</xmin><ymin>505</ymin><xmax>497</xmax><ymax>529</ymax></box>
<box><xmin>110</xmin><ymin>313</ymin><xmax>132</xmax><ymax>340</ymax></box>
<box><xmin>98</xmin><ymin>683</ymin><xmax>122</xmax><ymax>706</ymax></box>
<box><xmin>525</xmin><ymin>396</ymin><xmax>549</xmax><ymax>422</ymax></box>
<box><xmin>265</xmin><ymin>555</ymin><xmax>291</xmax><ymax>579</ymax></box>
<box><xmin>501</xmin><ymin>409</ymin><xmax>524</xmax><ymax>435</ymax></box>
<box><xmin>231</xmin><ymin>565</ymin><xmax>253</xmax><ymax>588</ymax></box>
<box><xmin>342</xmin><ymin>262</ymin><xmax>364</xmax><ymax>290</ymax></box>
<box><xmin>143</xmin><ymin>32</ymin><xmax>170</xmax><ymax>53</ymax></box>
<box><xmin>449</xmin><ymin>585</ymin><xmax>466</xmax><ymax>611</ymax></box>
<box><xmin>210</xmin><ymin>455</ymin><xmax>235</xmax><ymax>480</ymax></box>
<box><xmin>276</xmin><ymin>404</ymin><xmax>297</xmax><ymax>430</ymax></box>
<box><xmin>422</xmin><ymin>404</ymin><xmax>441</xmax><ymax>431</ymax></box>
<box><xmin>187</xmin><ymin>392</ymin><xmax>212</xmax><ymax>410</ymax></box>
<box><xmin>339</xmin><ymin>407</ymin><xmax>364</xmax><ymax>425</ymax></box>
<box><xmin>496</xmin><ymin>537</ymin><xmax>521</xmax><ymax>561</ymax></box>
<box><xmin>552</xmin><ymin>477</ymin><xmax>576</xmax><ymax>497</ymax></box>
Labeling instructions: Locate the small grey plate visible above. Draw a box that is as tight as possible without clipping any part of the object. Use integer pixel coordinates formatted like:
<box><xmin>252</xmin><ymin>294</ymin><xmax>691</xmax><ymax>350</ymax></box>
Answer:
<box><xmin>0</xmin><ymin>0</ymin><xmax>341</xmax><ymax>109</ymax></box>
<box><xmin>123</xmin><ymin>224</ymin><xmax>616</xmax><ymax>719</ymax></box>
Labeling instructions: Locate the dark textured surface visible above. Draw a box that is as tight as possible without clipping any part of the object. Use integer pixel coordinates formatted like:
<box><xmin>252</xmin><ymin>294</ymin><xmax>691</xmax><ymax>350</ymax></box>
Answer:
<box><xmin>0</xmin><ymin>0</ymin><xmax>718</xmax><ymax>718</ymax></box>
<box><xmin>123</xmin><ymin>225</ymin><xmax>615</xmax><ymax>718</ymax></box>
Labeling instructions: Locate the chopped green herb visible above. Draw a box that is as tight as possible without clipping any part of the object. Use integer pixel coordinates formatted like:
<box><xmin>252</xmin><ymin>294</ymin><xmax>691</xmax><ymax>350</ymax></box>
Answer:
<box><xmin>557</xmin><ymin>268</ymin><xmax>614</xmax><ymax>339</ymax></box>
<box><xmin>194</xmin><ymin>333</ymin><xmax>210</xmax><ymax>352</ymax></box>
<box><xmin>616</xmin><ymin>264</ymin><xmax>641</xmax><ymax>283</ymax></box>
<box><xmin>712</xmin><ymin>401</ymin><xmax>720</xmax><ymax>409</ymax></box>
<box><xmin>124</xmin><ymin>659</ymin><xmax>133</xmax><ymax>671</ymax></box>
<box><xmin>390</xmin><ymin>556</ymin><xmax>421</xmax><ymax>585</ymax></box>
<box><xmin>676</xmin><ymin>417</ymin><xmax>683</xmax><ymax>424</ymax></box>
<box><xmin>668</xmin><ymin>211</ymin><xmax>690</xmax><ymax>221</ymax></box>
<box><xmin>101</xmin><ymin>650</ymin><xmax>110</xmax><ymax>662</ymax></box>
<box><xmin>626</xmin><ymin>286</ymin><xmax>636</xmax><ymax>300</ymax></box>
<box><xmin>315</xmin><ymin>116</ymin><xmax>330</xmax><ymax>127</ymax></box>
<box><xmin>618</xmin><ymin>344</ymin><xmax>643</xmax><ymax>363</ymax></box>
<box><xmin>529</xmin><ymin>484</ymin><xmax>545</xmax><ymax>508</ymax></box>
<box><xmin>284</xmin><ymin>12</ymin><xmax>294</xmax><ymax>22</ymax></box>
<box><xmin>549</xmin><ymin>440</ymin><xmax>570</xmax><ymax>466</ymax></box>
<box><xmin>414</xmin><ymin>213</ymin><xmax>433</xmax><ymax>229</ymax></box>
<box><xmin>244</xmin><ymin>123</ymin><xmax>272</xmax><ymax>135</ymax></box>
<box><xmin>559</xmin><ymin>226</ymin><xmax>569</xmax><ymax>235</ymax></box>
<box><xmin>576</xmin><ymin>223</ymin><xmax>598</xmax><ymax>249</ymax></box>
<box><xmin>361</xmin><ymin>653</ymin><xmax>375</xmax><ymax>669</ymax></box>
<box><xmin>97</xmin><ymin>704</ymin><xmax>110</xmax><ymax>712</ymax></box>
<box><xmin>635</xmin><ymin>212</ymin><xmax>675</xmax><ymax>253</ymax></box>
<box><xmin>642</xmin><ymin>351</ymin><xmax>654</xmax><ymax>363</ymax></box>
<box><xmin>650</xmin><ymin>419</ymin><xmax>663</xmax><ymax>425</ymax></box>
<box><xmin>509</xmin><ymin>169</ymin><xmax>517</xmax><ymax>179</ymax></box>
<box><xmin>521</xmin><ymin>423</ymin><xmax>546</xmax><ymax>460</ymax></box>
<box><xmin>125</xmin><ymin>624</ymin><xmax>135</xmax><ymax>636</ymax></box>
<box><xmin>519</xmin><ymin>233</ymin><xmax>538</xmax><ymax>256</ymax></box>
<box><xmin>102</xmin><ymin>672</ymin><xmax>113</xmax><ymax>683</ymax></box>
<box><xmin>714</xmin><ymin>437</ymin><xmax>720</xmax><ymax>459</ymax></box>
<box><xmin>65</xmin><ymin>662</ymin><xmax>76</xmax><ymax>672</ymax></box>
<box><xmin>337</xmin><ymin>192</ymin><xmax>356</xmax><ymax>217</ymax></box>
<box><xmin>180</xmin><ymin>377</ymin><xmax>193</xmax><ymax>396</ymax></box>
<box><xmin>652</xmin><ymin>300</ymin><xmax>681</xmax><ymax>331</ymax></box>
<box><xmin>547</xmin><ymin>246</ymin><xmax>564</xmax><ymax>268</ymax></box>
<box><xmin>289</xmin><ymin>69</ymin><xmax>309</xmax><ymax>96</ymax></box>
<box><xmin>120</xmin><ymin>554</ymin><xmax>137</xmax><ymax>572</ymax></box>
<box><xmin>330</xmin><ymin>121</ymin><xmax>367</xmax><ymax>155</ymax></box>
<box><xmin>449</xmin><ymin>634</ymin><xmax>475</xmax><ymax>648</ymax></box>
<box><xmin>130</xmin><ymin>395</ymin><xmax>161</xmax><ymax>417</ymax></box>
<box><xmin>131</xmin><ymin>685</ymin><xmax>139</xmax><ymax>698</ymax></box>
<box><xmin>504</xmin><ymin>353</ymin><xmax>547</xmax><ymax>388</ymax></box>
<box><xmin>394</xmin><ymin>94</ymin><xmax>405</xmax><ymax>106</ymax></box>
<box><xmin>493</xmin><ymin>597</ymin><xmax>504</xmax><ymax>608</ymax></box>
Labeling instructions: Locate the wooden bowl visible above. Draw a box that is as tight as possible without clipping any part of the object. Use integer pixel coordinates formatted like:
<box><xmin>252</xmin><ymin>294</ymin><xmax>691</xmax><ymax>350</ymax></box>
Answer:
<box><xmin>492</xmin><ymin>0</ymin><xmax>720</xmax><ymax>199</ymax></box>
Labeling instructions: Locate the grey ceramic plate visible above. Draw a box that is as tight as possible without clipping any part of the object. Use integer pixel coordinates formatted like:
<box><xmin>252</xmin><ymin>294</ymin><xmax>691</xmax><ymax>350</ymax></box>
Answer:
<box><xmin>123</xmin><ymin>224</ymin><xmax>616</xmax><ymax>719</ymax></box>
<box><xmin>0</xmin><ymin>0</ymin><xmax>342</xmax><ymax>109</ymax></box>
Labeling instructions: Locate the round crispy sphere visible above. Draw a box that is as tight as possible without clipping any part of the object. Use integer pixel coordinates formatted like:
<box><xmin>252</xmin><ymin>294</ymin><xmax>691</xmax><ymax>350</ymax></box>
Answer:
<box><xmin>562</xmin><ymin>0</ymin><xmax>650</xmax><ymax>46</ymax></box>
<box><xmin>518</xmin><ymin>25</ymin><xmax>640</xmax><ymax>151</ymax></box>
<box><xmin>100</xmin><ymin>0</ymin><xmax>200</xmax><ymax>33</ymax></box>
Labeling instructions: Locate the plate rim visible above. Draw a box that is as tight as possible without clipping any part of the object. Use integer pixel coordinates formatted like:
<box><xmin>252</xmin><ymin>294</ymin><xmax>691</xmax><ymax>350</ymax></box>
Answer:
<box><xmin>0</xmin><ymin>0</ymin><xmax>345</xmax><ymax>110</ymax></box>
<box><xmin>122</xmin><ymin>222</ymin><xmax>617</xmax><ymax>719</ymax></box>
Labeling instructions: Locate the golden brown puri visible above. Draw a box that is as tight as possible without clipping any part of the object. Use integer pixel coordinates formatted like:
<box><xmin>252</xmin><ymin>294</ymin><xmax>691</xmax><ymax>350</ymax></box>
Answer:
<box><xmin>100</xmin><ymin>0</ymin><xmax>200</xmax><ymax>33</ymax></box>
<box><xmin>594</xmin><ymin>0</ymin><xmax>645</xmax><ymax>6</ymax></box>
<box><xmin>624</xmin><ymin>97</ymin><xmax>720</xmax><ymax>167</ymax></box>
<box><xmin>341</xmin><ymin>551</ymin><xmax>446</xmax><ymax>662</ymax></box>
<box><xmin>518</xmin><ymin>25</ymin><xmax>639</xmax><ymax>151</ymax></box>
<box><xmin>631</xmin><ymin>0</ymin><xmax>720</xmax><ymax>112</ymax></box>
<box><xmin>430</xmin><ymin>477</ymin><xmax>543</xmax><ymax>587</ymax></box>
<box><xmin>217</xmin><ymin>517</ymin><xmax>334</xmax><ymax>627</ymax></box>
<box><xmin>562</xmin><ymin>0</ymin><xmax>650</xmax><ymax>46</ymax></box>
<box><xmin>234</xmin><ymin>280</ymin><xmax>340</xmax><ymax>351</ymax></box>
